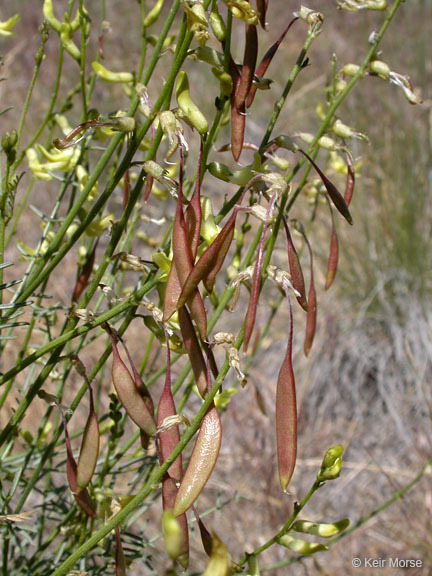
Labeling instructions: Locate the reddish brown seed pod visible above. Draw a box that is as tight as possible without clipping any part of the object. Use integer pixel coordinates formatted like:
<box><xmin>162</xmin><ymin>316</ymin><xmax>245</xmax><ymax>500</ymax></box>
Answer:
<box><xmin>228</xmin><ymin>55</ymin><xmax>245</xmax><ymax>162</ymax></box>
<box><xmin>276</xmin><ymin>295</ymin><xmax>297</xmax><ymax>492</ymax></box>
<box><xmin>173</xmin><ymin>405</ymin><xmax>222</xmax><ymax>517</ymax></box>
<box><xmin>299</xmin><ymin>149</ymin><xmax>353</xmax><ymax>225</ymax></box>
<box><xmin>192</xmin><ymin>506</ymin><xmax>213</xmax><ymax>557</ymax></box>
<box><xmin>184</xmin><ymin>143</ymin><xmax>203</xmax><ymax>260</ymax></box>
<box><xmin>178</xmin><ymin>307</ymin><xmax>208</xmax><ymax>398</ymax></box>
<box><xmin>58</xmin><ymin>405</ymin><xmax>95</xmax><ymax>517</ymax></box>
<box><xmin>72</xmin><ymin>240</ymin><xmax>98</xmax><ymax>303</ymax></box>
<box><xmin>246</xmin><ymin>17</ymin><xmax>299</xmax><ymax>107</ymax></box>
<box><xmin>76</xmin><ymin>384</ymin><xmax>100</xmax><ymax>491</ymax></box>
<box><xmin>283</xmin><ymin>217</ymin><xmax>308</xmax><ymax>311</ymax></box>
<box><xmin>303</xmin><ymin>240</ymin><xmax>317</xmax><ymax>357</ymax></box>
<box><xmin>344</xmin><ymin>151</ymin><xmax>355</xmax><ymax>206</ymax></box>
<box><xmin>107</xmin><ymin>327</ymin><xmax>156</xmax><ymax>436</ymax></box>
<box><xmin>115</xmin><ymin>527</ymin><xmax>126</xmax><ymax>576</ymax></box>
<box><xmin>325</xmin><ymin>210</ymin><xmax>339</xmax><ymax>290</ymax></box>
<box><xmin>234</xmin><ymin>24</ymin><xmax>258</xmax><ymax>112</ymax></box>
<box><xmin>256</xmin><ymin>0</ymin><xmax>268</xmax><ymax>29</ymax></box>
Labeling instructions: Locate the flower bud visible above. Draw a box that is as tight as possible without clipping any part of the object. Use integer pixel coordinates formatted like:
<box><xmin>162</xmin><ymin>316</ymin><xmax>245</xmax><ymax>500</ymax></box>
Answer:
<box><xmin>143</xmin><ymin>0</ymin><xmax>164</xmax><ymax>27</ymax></box>
<box><xmin>369</xmin><ymin>60</ymin><xmax>391</xmax><ymax>80</ymax></box>
<box><xmin>162</xmin><ymin>511</ymin><xmax>183</xmax><ymax>561</ymax></box>
<box><xmin>209</xmin><ymin>1</ymin><xmax>226</xmax><ymax>41</ymax></box>
<box><xmin>225</xmin><ymin>0</ymin><xmax>259</xmax><ymax>25</ymax></box>
<box><xmin>277</xmin><ymin>534</ymin><xmax>327</xmax><ymax>555</ymax></box>
<box><xmin>175</xmin><ymin>71</ymin><xmax>208</xmax><ymax>134</ymax></box>
<box><xmin>333</xmin><ymin>119</ymin><xmax>368</xmax><ymax>141</ymax></box>
<box><xmin>143</xmin><ymin>160</ymin><xmax>165</xmax><ymax>180</ymax></box>
<box><xmin>295</xmin><ymin>6</ymin><xmax>324</xmax><ymax>26</ymax></box>
<box><xmin>317</xmin><ymin>444</ymin><xmax>343</xmax><ymax>481</ymax></box>
<box><xmin>342</xmin><ymin>63</ymin><xmax>361</xmax><ymax>77</ymax></box>
<box><xmin>109</xmin><ymin>116</ymin><xmax>136</xmax><ymax>133</ymax></box>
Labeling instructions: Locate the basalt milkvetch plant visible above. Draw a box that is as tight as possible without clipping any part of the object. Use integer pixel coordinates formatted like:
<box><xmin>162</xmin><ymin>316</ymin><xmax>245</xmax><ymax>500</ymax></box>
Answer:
<box><xmin>0</xmin><ymin>0</ymin><xmax>420</xmax><ymax>574</ymax></box>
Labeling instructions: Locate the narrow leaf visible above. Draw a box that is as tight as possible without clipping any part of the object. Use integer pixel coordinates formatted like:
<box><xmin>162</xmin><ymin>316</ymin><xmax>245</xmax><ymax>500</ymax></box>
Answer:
<box><xmin>115</xmin><ymin>527</ymin><xmax>126</xmax><ymax>576</ymax></box>
<box><xmin>234</xmin><ymin>24</ymin><xmax>258</xmax><ymax>111</ymax></box>
<box><xmin>282</xmin><ymin>217</ymin><xmax>307</xmax><ymax>311</ymax></box>
<box><xmin>72</xmin><ymin>240</ymin><xmax>98</xmax><ymax>303</ymax></box>
<box><xmin>344</xmin><ymin>151</ymin><xmax>355</xmax><ymax>206</ymax></box>
<box><xmin>303</xmin><ymin>241</ymin><xmax>317</xmax><ymax>357</ymax></box>
<box><xmin>325</xmin><ymin>209</ymin><xmax>339</xmax><ymax>290</ymax></box>
<box><xmin>178</xmin><ymin>307</ymin><xmax>208</xmax><ymax>398</ymax></box>
<box><xmin>184</xmin><ymin>143</ymin><xmax>203</xmax><ymax>260</ymax></box>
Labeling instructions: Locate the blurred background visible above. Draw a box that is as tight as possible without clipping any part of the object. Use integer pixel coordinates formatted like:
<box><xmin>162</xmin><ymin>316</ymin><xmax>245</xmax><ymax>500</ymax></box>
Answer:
<box><xmin>1</xmin><ymin>1</ymin><xmax>431</xmax><ymax>574</ymax></box>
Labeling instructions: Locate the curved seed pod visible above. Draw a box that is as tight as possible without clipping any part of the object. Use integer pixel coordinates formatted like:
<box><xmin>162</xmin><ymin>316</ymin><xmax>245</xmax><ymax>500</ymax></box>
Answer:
<box><xmin>324</xmin><ymin>207</ymin><xmax>339</xmax><ymax>290</ymax></box>
<box><xmin>201</xmin><ymin>532</ymin><xmax>231</xmax><ymax>576</ymax></box>
<box><xmin>72</xmin><ymin>240</ymin><xmax>98</xmax><ymax>303</ymax></box>
<box><xmin>58</xmin><ymin>406</ymin><xmax>95</xmax><ymax>517</ymax></box>
<box><xmin>107</xmin><ymin>328</ymin><xmax>156</xmax><ymax>436</ymax></box>
<box><xmin>76</xmin><ymin>384</ymin><xmax>100</xmax><ymax>491</ymax></box>
<box><xmin>276</xmin><ymin>294</ymin><xmax>297</xmax><ymax>492</ymax></box>
<box><xmin>292</xmin><ymin>518</ymin><xmax>349</xmax><ymax>538</ymax></box>
<box><xmin>277</xmin><ymin>534</ymin><xmax>327</xmax><ymax>555</ymax></box>
<box><xmin>192</xmin><ymin>506</ymin><xmax>213</xmax><ymax>557</ymax></box>
<box><xmin>163</xmin><ymin>149</ymin><xmax>207</xmax><ymax>340</ymax></box>
<box><xmin>177</xmin><ymin>183</ymin><xmax>250</xmax><ymax>307</ymax></box>
<box><xmin>234</xmin><ymin>24</ymin><xmax>258</xmax><ymax>111</ymax></box>
<box><xmin>243</xmin><ymin>193</ymin><xmax>278</xmax><ymax>351</ymax></box>
<box><xmin>173</xmin><ymin>406</ymin><xmax>222</xmax><ymax>517</ymax></box>
<box><xmin>304</xmin><ymin>243</ymin><xmax>317</xmax><ymax>357</ymax></box>
<box><xmin>282</xmin><ymin>218</ymin><xmax>307</xmax><ymax>311</ymax></box>
<box><xmin>91</xmin><ymin>62</ymin><xmax>133</xmax><ymax>83</ymax></box>
<box><xmin>228</xmin><ymin>55</ymin><xmax>245</xmax><ymax>162</ymax></box>
<box><xmin>157</xmin><ymin>338</ymin><xmax>182</xmax><ymax>481</ymax></box>
<box><xmin>344</xmin><ymin>151</ymin><xmax>355</xmax><ymax>206</ymax></box>
<box><xmin>178</xmin><ymin>307</ymin><xmax>208</xmax><ymax>398</ymax></box>
<box><xmin>176</xmin><ymin>71</ymin><xmax>208</xmax><ymax>134</ymax></box>
<box><xmin>184</xmin><ymin>143</ymin><xmax>203</xmax><ymax>260</ymax></box>
<box><xmin>256</xmin><ymin>0</ymin><xmax>268</xmax><ymax>28</ymax></box>
<box><xmin>143</xmin><ymin>0</ymin><xmax>164</xmax><ymax>28</ymax></box>
<box><xmin>299</xmin><ymin>149</ymin><xmax>353</xmax><ymax>225</ymax></box>
<box><xmin>246</xmin><ymin>17</ymin><xmax>299</xmax><ymax>107</ymax></box>
<box><xmin>115</xmin><ymin>527</ymin><xmax>126</xmax><ymax>576</ymax></box>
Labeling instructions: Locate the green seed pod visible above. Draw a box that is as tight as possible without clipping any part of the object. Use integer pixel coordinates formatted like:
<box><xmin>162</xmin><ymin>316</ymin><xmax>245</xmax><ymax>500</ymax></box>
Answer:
<box><xmin>60</xmin><ymin>26</ymin><xmax>81</xmax><ymax>61</ymax></box>
<box><xmin>175</xmin><ymin>71</ymin><xmax>208</xmax><ymax>134</ymax></box>
<box><xmin>277</xmin><ymin>534</ymin><xmax>327</xmax><ymax>555</ymax></box>
<box><xmin>201</xmin><ymin>532</ymin><xmax>231</xmax><ymax>576</ymax></box>
<box><xmin>91</xmin><ymin>62</ymin><xmax>133</xmax><ymax>83</ymax></box>
<box><xmin>292</xmin><ymin>518</ymin><xmax>350</xmax><ymax>538</ymax></box>
<box><xmin>212</xmin><ymin>68</ymin><xmax>234</xmax><ymax>96</ymax></box>
<box><xmin>43</xmin><ymin>0</ymin><xmax>61</xmax><ymax>32</ymax></box>
<box><xmin>143</xmin><ymin>0</ymin><xmax>164</xmax><ymax>27</ymax></box>
<box><xmin>317</xmin><ymin>444</ymin><xmax>343</xmax><ymax>481</ymax></box>
<box><xmin>162</xmin><ymin>510</ymin><xmax>183</xmax><ymax>561</ymax></box>
<box><xmin>209</xmin><ymin>0</ymin><xmax>226</xmax><ymax>41</ymax></box>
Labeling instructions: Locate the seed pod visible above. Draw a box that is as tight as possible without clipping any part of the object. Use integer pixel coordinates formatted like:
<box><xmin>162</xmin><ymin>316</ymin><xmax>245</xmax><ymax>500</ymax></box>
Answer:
<box><xmin>184</xmin><ymin>144</ymin><xmax>203</xmax><ymax>260</ymax></box>
<box><xmin>58</xmin><ymin>405</ymin><xmax>95</xmax><ymax>517</ymax></box>
<box><xmin>176</xmin><ymin>71</ymin><xmax>208</xmax><ymax>134</ymax></box>
<box><xmin>246</xmin><ymin>17</ymin><xmax>298</xmax><ymax>107</ymax></box>
<box><xmin>173</xmin><ymin>406</ymin><xmax>222</xmax><ymax>516</ymax></box>
<box><xmin>178</xmin><ymin>307</ymin><xmax>208</xmax><ymax>398</ymax></box>
<box><xmin>292</xmin><ymin>518</ymin><xmax>349</xmax><ymax>538</ymax></box>
<box><xmin>107</xmin><ymin>327</ymin><xmax>156</xmax><ymax>436</ymax></box>
<box><xmin>143</xmin><ymin>0</ymin><xmax>164</xmax><ymax>27</ymax></box>
<box><xmin>72</xmin><ymin>240</ymin><xmax>98</xmax><ymax>303</ymax></box>
<box><xmin>209</xmin><ymin>0</ymin><xmax>226</xmax><ymax>41</ymax></box>
<box><xmin>192</xmin><ymin>506</ymin><xmax>213</xmax><ymax>557</ymax></box>
<box><xmin>303</xmin><ymin>234</ymin><xmax>317</xmax><ymax>357</ymax></box>
<box><xmin>243</xmin><ymin>190</ymin><xmax>280</xmax><ymax>351</ymax></box>
<box><xmin>282</xmin><ymin>218</ymin><xmax>307</xmax><ymax>311</ymax></box>
<box><xmin>157</xmin><ymin>336</ymin><xmax>182</xmax><ymax>481</ymax></box>
<box><xmin>91</xmin><ymin>62</ymin><xmax>133</xmax><ymax>83</ymax></box>
<box><xmin>234</xmin><ymin>24</ymin><xmax>258</xmax><ymax>112</ymax></box>
<box><xmin>115</xmin><ymin>527</ymin><xmax>126</xmax><ymax>576</ymax></box>
<box><xmin>276</xmin><ymin>294</ymin><xmax>297</xmax><ymax>492</ymax></box>
<box><xmin>229</xmin><ymin>55</ymin><xmax>246</xmax><ymax>162</ymax></box>
<box><xmin>325</xmin><ymin>207</ymin><xmax>339</xmax><ymax>290</ymax></box>
<box><xmin>256</xmin><ymin>0</ymin><xmax>268</xmax><ymax>29</ymax></box>
<box><xmin>344</xmin><ymin>151</ymin><xmax>355</xmax><ymax>206</ymax></box>
<box><xmin>201</xmin><ymin>532</ymin><xmax>231</xmax><ymax>576</ymax></box>
<box><xmin>164</xmin><ymin>149</ymin><xmax>207</xmax><ymax>340</ymax></box>
<box><xmin>76</xmin><ymin>384</ymin><xmax>100</xmax><ymax>491</ymax></box>
<box><xmin>277</xmin><ymin>534</ymin><xmax>327</xmax><ymax>555</ymax></box>
<box><xmin>298</xmin><ymin>149</ymin><xmax>352</xmax><ymax>224</ymax></box>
